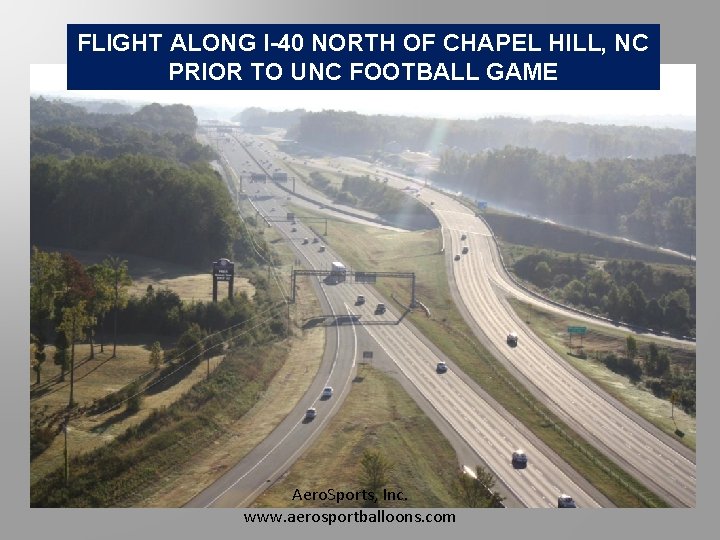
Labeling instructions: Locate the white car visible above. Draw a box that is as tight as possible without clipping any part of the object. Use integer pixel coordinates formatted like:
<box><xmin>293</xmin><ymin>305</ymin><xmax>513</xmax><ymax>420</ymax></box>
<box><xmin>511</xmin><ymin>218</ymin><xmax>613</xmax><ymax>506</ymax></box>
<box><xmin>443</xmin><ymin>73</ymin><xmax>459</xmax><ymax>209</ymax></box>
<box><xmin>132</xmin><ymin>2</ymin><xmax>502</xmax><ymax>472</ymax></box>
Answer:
<box><xmin>321</xmin><ymin>386</ymin><xmax>334</xmax><ymax>399</ymax></box>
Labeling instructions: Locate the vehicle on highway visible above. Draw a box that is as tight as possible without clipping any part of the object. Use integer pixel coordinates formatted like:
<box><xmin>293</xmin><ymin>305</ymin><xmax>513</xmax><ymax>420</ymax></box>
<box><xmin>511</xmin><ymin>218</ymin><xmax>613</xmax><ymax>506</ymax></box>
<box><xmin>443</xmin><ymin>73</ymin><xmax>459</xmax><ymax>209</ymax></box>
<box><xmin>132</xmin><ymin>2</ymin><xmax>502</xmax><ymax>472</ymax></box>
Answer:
<box><xmin>511</xmin><ymin>449</ymin><xmax>528</xmax><ymax>468</ymax></box>
<box><xmin>375</xmin><ymin>303</ymin><xmax>386</xmax><ymax>314</ymax></box>
<box><xmin>461</xmin><ymin>233</ymin><xmax>467</xmax><ymax>240</ymax></box>
<box><xmin>321</xmin><ymin>387</ymin><xmax>334</xmax><ymax>399</ymax></box>
<box><xmin>462</xmin><ymin>246</ymin><xmax>469</xmax><ymax>254</ymax></box>
<box><xmin>303</xmin><ymin>238</ymin><xmax>309</xmax><ymax>244</ymax></box>
<box><xmin>557</xmin><ymin>494</ymin><xmax>577</xmax><ymax>508</ymax></box>
<box><xmin>271</xmin><ymin>207</ymin><xmax>275</xmax><ymax>212</ymax></box>
<box><xmin>329</xmin><ymin>261</ymin><xmax>347</xmax><ymax>283</ymax></box>
<box><xmin>356</xmin><ymin>295</ymin><xmax>365</xmax><ymax>305</ymax></box>
<box><xmin>313</xmin><ymin>237</ymin><xmax>320</xmax><ymax>243</ymax></box>
<box><xmin>319</xmin><ymin>245</ymin><xmax>326</xmax><ymax>252</ymax></box>
<box><xmin>291</xmin><ymin>227</ymin><xmax>297</xmax><ymax>232</ymax></box>
<box><xmin>436</xmin><ymin>361</ymin><xmax>448</xmax><ymax>374</ymax></box>
<box><xmin>507</xmin><ymin>332</ymin><xmax>519</xmax><ymax>346</ymax></box>
<box><xmin>454</xmin><ymin>254</ymin><xmax>461</xmax><ymax>261</ymax></box>
<box><xmin>305</xmin><ymin>407</ymin><xmax>317</xmax><ymax>420</ymax></box>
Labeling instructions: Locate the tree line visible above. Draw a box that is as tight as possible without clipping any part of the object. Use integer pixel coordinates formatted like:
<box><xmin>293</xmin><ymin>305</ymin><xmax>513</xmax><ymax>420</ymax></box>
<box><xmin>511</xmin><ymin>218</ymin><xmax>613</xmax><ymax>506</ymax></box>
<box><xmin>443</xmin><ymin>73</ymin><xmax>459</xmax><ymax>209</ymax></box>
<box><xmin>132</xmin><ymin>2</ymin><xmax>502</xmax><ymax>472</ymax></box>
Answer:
<box><xmin>31</xmin><ymin>154</ymin><xmax>249</xmax><ymax>268</ymax></box>
<box><xmin>30</xmin><ymin>248</ymin><xmax>132</xmax><ymax>406</ymax></box>
<box><xmin>513</xmin><ymin>252</ymin><xmax>695</xmax><ymax>336</ymax></box>
<box><xmin>286</xmin><ymin>109</ymin><xmax>694</xmax><ymax>160</ymax></box>
<box><xmin>440</xmin><ymin>147</ymin><xmax>695</xmax><ymax>255</ymax></box>
<box><xmin>306</xmin><ymin>172</ymin><xmax>438</xmax><ymax>230</ymax></box>
<box><xmin>31</xmin><ymin>97</ymin><xmax>198</xmax><ymax>135</ymax></box>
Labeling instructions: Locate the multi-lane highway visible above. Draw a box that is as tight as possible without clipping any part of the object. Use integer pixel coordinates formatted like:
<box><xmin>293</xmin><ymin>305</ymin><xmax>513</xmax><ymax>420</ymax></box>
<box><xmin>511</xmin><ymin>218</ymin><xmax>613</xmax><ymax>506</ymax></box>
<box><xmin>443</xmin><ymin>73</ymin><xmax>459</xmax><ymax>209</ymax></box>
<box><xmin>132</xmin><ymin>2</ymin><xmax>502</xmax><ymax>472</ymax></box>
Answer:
<box><xmin>268</xmin><ymin>142</ymin><xmax>697</xmax><ymax>506</ymax></box>
<box><xmin>284</xmin><ymin>147</ymin><xmax>696</xmax><ymax>507</ymax></box>
<box><xmin>189</xmin><ymin>133</ymin><xmax>607</xmax><ymax>508</ymax></box>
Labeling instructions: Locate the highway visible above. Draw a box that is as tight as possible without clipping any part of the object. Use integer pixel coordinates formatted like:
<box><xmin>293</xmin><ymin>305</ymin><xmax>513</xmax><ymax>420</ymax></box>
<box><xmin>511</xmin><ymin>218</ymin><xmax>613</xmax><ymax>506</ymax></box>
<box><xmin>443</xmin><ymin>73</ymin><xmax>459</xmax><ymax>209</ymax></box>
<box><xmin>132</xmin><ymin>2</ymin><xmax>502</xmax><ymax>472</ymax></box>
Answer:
<box><xmin>346</xmin><ymin>159</ymin><xmax>697</xmax><ymax>507</ymax></box>
<box><xmin>188</xmin><ymin>134</ymin><xmax>607</xmax><ymax>508</ymax></box>
<box><xmin>408</xmin><ymin>188</ymin><xmax>696</xmax><ymax>507</ymax></box>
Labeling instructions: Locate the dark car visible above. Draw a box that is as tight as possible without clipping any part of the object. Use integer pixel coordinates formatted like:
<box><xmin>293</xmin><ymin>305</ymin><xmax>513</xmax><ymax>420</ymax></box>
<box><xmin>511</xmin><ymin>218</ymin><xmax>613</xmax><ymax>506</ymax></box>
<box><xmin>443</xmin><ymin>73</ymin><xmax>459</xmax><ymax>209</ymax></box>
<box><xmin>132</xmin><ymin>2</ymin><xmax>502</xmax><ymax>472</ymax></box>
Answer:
<box><xmin>436</xmin><ymin>361</ymin><xmax>448</xmax><ymax>374</ymax></box>
<box><xmin>511</xmin><ymin>449</ymin><xmax>528</xmax><ymax>469</ymax></box>
<box><xmin>558</xmin><ymin>494</ymin><xmax>577</xmax><ymax>508</ymax></box>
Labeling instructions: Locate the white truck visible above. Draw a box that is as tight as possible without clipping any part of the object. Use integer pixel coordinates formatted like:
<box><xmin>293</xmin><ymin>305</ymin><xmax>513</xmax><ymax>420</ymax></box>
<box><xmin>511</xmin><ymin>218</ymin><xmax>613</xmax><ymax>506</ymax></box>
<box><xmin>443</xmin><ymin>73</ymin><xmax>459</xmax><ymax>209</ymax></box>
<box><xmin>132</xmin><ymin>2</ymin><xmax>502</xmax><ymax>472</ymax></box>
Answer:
<box><xmin>329</xmin><ymin>261</ymin><xmax>347</xmax><ymax>283</ymax></box>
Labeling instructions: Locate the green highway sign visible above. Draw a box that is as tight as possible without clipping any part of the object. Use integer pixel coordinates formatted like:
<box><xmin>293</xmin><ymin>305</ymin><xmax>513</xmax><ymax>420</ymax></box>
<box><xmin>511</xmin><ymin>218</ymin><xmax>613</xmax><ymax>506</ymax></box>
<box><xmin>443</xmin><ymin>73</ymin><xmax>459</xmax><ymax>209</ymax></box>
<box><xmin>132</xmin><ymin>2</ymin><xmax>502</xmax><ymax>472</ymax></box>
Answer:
<box><xmin>568</xmin><ymin>326</ymin><xmax>587</xmax><ymax>335</ymax></box>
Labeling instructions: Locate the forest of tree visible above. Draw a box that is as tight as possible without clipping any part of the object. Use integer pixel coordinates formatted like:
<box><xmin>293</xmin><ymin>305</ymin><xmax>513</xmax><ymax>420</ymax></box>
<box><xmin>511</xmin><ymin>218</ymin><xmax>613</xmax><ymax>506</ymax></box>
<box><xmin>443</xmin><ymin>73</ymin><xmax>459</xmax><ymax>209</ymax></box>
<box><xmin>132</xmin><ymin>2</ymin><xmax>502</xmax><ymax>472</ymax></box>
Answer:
<box><xmin>440</xmin><ymin>147</ymin><xmax>695</xmax><ymax>254</ymax></box>
<box><xmin>513</xmin><ymin>252</ymin><xmax>695</xmax><ymax>337</ymax></box>
<box><xmin>305</xmin><ymin>172</ymin><xmax>438</xmax><ymax>230</ymax></box>
<box><xmin>31</xmin><ymin>155</ymin><xmax>247</xmax><ymax>267</ymax></box>
<box><xmin>287</xmin><ymin>110</ymin><xmax>695</xmax><ymax>160</ymax></box>
<box><xmin>30</xmin><ymin>98</ymin><xmax>266</xmax><ymax>268</ymax></box>
<box><xmin>31</xmin><ymin>97</ymin><xmax>198</xmax><ymax>134</ymax></box>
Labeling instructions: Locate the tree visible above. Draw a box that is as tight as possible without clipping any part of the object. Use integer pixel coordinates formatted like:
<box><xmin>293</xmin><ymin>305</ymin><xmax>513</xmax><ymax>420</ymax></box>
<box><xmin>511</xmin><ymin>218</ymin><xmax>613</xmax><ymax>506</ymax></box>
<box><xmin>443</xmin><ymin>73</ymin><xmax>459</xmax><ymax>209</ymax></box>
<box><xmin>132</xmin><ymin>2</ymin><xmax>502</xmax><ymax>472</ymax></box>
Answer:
<box><xmin>645</xmin><ymin>298</ymin><xmax>665</xmax><ymax>330</ymax></box>
<box><xmin>53</xmin><ymin>331</ymin><xmax>70</xmax><ymax>382</ymax></box>
<box><xmin>563</xmin><ymin>279</ymin><xmax>585</xmax><ymax>306</ymax></box>
<box><xmin>149</xmin><ymin>341</ymin><xmax>163</xmax><ymax>370</ymax></box>
<box><xmin>104</xmin><ymin>257</ymin><xmax>132</xmax><ymax>358</ymax></box>
<box><xmin>31</xmin><ymin>335</ymin><xmax>47</xmax><ymax>386</ymax></box>
<box><xmin>626</xmin><ymin>335</ymin><xmax>638</xmax><ymax>361</ymax></box>
<box><xmin>359</xmin><ymin>449</ymin><xmax>393</xmax><ymax>507</ymax></box>
<box><xmin>30</xmin><ymin>247</ymin><xmax>64</xmax><ymax>335</ymax></box>
<box><xmin>604</xmin><ymin>283</ymin><xmax>623</xmax><ymax>320</ymax></box>
<box><xmin>455</xmin><ymin>465</ymin><xmax>505</xmax><ymax>508</ymax></box>
<box><xmin>58</xmin><ymin>301</ymin><xmax>96</xmax><ymax>407</ymax></box>
<box><xmin>86</xmin><ymin>264</ymin><xmax>115</xmax><ymax>356</ymax></box>
<box><xmin>620</xmin><ymin>282</ymin><xmax>647</xmax><ymax>324</ymax></box>
<box><xmin>644</xmin><ymin>342</ymin><xmax>659</xmax><ymax>375</ymax></box>
<box><xmin>533</xmin><ymin>261</ymin><xmax>552</xmax><ymax>288</ymax></box>
<box><xmin>125</xmin><ymin>381</ymin><xmax>143</xmax><ymax>414</ymax></box>
<box><xmin>176</xmin><ymin>323</ymin><xmax>204</xmax><ymax>365</ymax></box>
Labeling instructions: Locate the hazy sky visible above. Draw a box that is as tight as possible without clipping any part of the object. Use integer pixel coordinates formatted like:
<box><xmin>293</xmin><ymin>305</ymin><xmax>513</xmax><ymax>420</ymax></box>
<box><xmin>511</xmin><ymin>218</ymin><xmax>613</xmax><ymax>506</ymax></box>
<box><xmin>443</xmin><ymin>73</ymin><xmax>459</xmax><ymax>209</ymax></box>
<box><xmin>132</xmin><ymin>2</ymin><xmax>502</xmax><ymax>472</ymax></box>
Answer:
<box><xmin>30</xmin><ymin>64</ymin><xmax>695</xmax><ymax>122</ymax></box>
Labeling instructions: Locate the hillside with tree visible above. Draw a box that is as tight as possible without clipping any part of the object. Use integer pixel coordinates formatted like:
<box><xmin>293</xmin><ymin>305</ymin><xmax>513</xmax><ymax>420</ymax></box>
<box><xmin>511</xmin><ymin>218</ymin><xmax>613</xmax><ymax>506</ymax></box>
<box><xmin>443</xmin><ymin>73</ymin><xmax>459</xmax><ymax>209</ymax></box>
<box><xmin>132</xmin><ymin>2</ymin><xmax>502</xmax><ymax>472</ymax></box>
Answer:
<box><xmin>439</xmin><ymin>148</ymin><xmax>695</xmax><ymax>255</ymax></box>
<box><xmin>286</xmin><ymin>110</ymin><xmax>695</xmax><ymax>160</ymax></box>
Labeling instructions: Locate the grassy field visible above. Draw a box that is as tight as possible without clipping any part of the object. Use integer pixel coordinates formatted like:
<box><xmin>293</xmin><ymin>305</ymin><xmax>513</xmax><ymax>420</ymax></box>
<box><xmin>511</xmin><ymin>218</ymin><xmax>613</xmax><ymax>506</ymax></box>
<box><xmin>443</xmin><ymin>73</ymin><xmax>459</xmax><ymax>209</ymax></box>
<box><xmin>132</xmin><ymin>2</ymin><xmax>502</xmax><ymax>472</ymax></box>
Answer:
<box><xmin>298</xmin><ymin>211</ymin><xmax>667</xmax><ymax>507</ymax></box>
<box><xmin>30</xmin><ymin>343</ymin><xmax>225</xmax><ymax>484</ymax></box>
<box><xmin>253</xmin><ymin>366</ymin><xmax>464</xmax><ymax>508</ymax></box>
<box><xmin>30</xmin><ymin>215</ymin><xmax>328</xmax><ymax>506</ymax></box>
<box><xmin>37</xmin><ymin>246</ymin><xmax>256</xmax><ymax>302</ymax></box>
<box><xmin>508</xmin><ymin>298</ymin><xmax>696</xmax><ymax>450</ymax></box>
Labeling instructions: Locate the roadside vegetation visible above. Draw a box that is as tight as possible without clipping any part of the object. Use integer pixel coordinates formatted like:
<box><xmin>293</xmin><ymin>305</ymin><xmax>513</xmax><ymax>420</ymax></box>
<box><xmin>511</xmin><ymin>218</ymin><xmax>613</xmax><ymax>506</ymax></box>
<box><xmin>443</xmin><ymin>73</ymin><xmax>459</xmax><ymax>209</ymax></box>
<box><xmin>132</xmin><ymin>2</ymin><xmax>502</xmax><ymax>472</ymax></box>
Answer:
<box><xmin>29</xmin><ymin>99</ymin><xmax>300</xmax><ymax>506</ymax></box>
<box><xmin>500</xmin><ymin>246</ymin><xmax>695</xmax><ymax>338</ymax></box>
<box><xmin>508</xmin><ymin>299</ymin><xmax>695</xmax><ymax>449</ymax></box>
